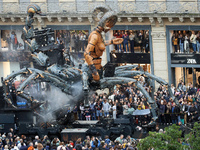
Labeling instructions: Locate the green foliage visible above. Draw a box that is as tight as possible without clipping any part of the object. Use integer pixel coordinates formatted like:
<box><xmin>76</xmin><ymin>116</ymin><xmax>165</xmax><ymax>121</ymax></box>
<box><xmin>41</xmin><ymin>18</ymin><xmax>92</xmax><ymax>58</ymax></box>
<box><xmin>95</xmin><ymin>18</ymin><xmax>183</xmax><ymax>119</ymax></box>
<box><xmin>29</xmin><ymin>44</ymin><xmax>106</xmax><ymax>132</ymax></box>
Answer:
<box><xmin>185</xmin><ymin>122</ymin><xmax>200</xmax><ymax>150</ymax></box>
<box><xmin>138</xmin><ymin>124</ymin><xmax>185</xmax><ymax>150</ymax></box>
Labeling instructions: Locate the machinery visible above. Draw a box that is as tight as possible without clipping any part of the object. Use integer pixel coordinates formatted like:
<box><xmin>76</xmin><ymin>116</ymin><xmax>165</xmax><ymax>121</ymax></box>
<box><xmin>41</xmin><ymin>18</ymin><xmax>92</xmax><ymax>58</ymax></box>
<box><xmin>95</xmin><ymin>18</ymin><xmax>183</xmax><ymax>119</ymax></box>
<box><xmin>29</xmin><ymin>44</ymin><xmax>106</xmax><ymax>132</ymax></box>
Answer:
<box><xmin>0</xmin><ymin>4</ymin><xmax>180</xmax><ymax>138</ymax></box>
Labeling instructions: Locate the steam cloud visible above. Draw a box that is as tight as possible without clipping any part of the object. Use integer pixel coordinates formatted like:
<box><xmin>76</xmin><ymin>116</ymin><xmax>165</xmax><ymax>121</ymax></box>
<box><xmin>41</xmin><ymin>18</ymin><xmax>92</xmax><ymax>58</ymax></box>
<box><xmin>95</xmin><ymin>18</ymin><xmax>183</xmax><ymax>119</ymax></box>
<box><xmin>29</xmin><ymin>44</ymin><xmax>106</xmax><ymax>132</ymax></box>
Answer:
<box><xmin>26</xmin><ymin>81</ymin><xmax>84</xmax><ymax>123</ymax></box>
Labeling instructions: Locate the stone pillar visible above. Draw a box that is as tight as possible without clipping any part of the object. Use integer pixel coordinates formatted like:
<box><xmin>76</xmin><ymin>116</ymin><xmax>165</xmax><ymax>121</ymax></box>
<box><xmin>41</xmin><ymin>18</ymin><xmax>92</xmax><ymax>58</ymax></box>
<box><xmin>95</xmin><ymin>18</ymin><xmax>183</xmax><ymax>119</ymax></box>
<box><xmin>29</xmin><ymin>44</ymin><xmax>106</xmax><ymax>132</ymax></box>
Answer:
<box><xmin>151</xmin><ymin>26</ymin><xmax>168</xmax><ymax>89</ymax></box>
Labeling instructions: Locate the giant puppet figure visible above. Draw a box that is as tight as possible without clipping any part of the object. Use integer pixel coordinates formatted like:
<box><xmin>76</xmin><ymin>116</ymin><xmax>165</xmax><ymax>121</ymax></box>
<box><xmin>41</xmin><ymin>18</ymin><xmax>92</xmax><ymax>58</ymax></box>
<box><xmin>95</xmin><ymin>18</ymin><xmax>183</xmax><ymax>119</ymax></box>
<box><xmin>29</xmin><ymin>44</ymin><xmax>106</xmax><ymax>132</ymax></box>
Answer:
<box><xmin>84</xmin><ymin>7</ymin><xmax>123</xmax><ymax>81</ymax></box>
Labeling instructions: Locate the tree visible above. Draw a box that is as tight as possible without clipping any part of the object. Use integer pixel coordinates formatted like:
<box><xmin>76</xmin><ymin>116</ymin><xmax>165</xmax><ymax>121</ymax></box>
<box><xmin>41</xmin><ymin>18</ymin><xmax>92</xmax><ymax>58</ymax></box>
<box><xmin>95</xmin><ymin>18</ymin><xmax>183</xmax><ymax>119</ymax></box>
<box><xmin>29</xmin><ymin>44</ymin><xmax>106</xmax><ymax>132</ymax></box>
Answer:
<box><xmin>185</xmin><ymin>122</ymin><xmax>200</xmax><ymax>150</ymax></box>
<box><xmin>138</xmin><ymin>124</ymin><xmax>186</xmax><ymax>150</ymax></box>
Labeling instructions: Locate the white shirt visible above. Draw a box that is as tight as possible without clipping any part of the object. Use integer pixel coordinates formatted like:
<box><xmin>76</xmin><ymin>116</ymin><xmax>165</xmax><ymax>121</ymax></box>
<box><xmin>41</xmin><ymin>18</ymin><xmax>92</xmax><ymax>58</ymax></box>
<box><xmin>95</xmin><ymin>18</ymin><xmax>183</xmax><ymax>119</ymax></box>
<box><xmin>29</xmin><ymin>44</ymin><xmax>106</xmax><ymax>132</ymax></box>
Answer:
<box><xmin>80</xmin><ymin>106</ymin><xmax>84</xmax><ymax>114</ymax></box>
<box><xmin>57</xmin><ymin>145</ymin><xmax>66</xmax><ymax>150</ymax></box>
<box><xmin>102</xmin><ymin>102</ymin><xmax>110</xmax><ymax>112</ymax></box>
<box><xmin>129</xmin><ymin>34</ymin><xmax>135</xmax><ymax>41</ymax></box>
<box><xmin>190</xmin><ymin>34</ymin><xmax>197</xmax><ymax>44</ymax></box>
<box><xmin>80</xmin><ymin>35</ymin><xmax>86</xmax><ymax>41</ymax></box>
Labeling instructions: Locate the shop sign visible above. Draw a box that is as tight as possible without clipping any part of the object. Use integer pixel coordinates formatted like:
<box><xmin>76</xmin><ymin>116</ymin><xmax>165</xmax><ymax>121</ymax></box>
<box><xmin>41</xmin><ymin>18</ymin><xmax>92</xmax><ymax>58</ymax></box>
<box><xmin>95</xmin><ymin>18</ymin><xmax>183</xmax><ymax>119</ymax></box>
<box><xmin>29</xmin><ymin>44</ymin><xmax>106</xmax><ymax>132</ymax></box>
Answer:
<box><xmin>171</xmin><ymin>54</ymin><xmax>200</xmax><ymax>64</ymax></box>
<box><xmin>187</xmin><ymin>59</ymin><xmax>197</xmax><ymax>64</ymax></box>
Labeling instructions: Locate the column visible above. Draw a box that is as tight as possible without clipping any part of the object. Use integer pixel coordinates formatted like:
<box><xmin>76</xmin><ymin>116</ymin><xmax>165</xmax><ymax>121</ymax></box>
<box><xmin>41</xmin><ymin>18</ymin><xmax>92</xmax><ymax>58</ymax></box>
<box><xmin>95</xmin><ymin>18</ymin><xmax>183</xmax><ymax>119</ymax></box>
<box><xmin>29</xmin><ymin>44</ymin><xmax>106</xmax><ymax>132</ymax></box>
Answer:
<box><xmin>151</xmin><ymin>27</ymin><xmax>168</xmax><ymax>89</ymax></box>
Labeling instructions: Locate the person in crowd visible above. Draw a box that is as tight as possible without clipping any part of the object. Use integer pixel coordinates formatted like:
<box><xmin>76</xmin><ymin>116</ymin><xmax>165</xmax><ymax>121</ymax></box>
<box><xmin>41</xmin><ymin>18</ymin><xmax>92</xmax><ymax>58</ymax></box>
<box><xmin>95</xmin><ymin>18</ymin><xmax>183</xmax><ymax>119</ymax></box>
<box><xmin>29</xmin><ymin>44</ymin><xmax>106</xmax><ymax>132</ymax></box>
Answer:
<box><xmin>184</xmin><ymin>33</ymin><xmax>190</xmax><ymax>53</ymax></box>
<box><xmin>57</xmin><ymin>142</ymin><xmax>66</xmax><ymax>150</ymax></box>
<box><xmin>116</xmin><ymin>30</ymin><xmax>123</xmax><ymax>52</ymax></box>
<box><xmin>90</xmin><ymin>101</ymin><xmax>96</xmax><ymax>120</ymax></box>
<box><xmin>196</xmin><ymin>31</ymin><xmax>200</xmax><ymax>53</ymax></box>
<box><xmin>159</xmin><ymin>101</ymin><xmax>166</xmax><ymax>123</ymax></box>
<box><xmin>115</xmin><ymin>135</ymin><xmax>124</xmax><ymax>145</ymax></box>
<box><xmin>122</xmin><ymin>31</ymin><xmax>129</xmax><ymax>53</ymax></box>
<box><xmin>84</xmin><ymin>32</ymin><xmax>89</xmax><ymax>49</ymax></box>
<box><xmin>4</xmin><ymin>145</ymin><xmax>9</xmax><ymax>150</ymax></box>
<box><xmin>190</xmin><ymin>31</ymin><xmax>197</xmax><ymax>53</ymax></box>
<box><xmin>14</xmin><ymin>34</ymin><xmax>18</xmax><ymax>51</ymax></box>
<box><xmin>79</xmin><ymin>103</ymin><xmax>85</xmax><ymax>120</ymax></box>
<box><xmin>179</xmin><ymin>34</ymin><xmax>184</xmax><ymax>53</ymax></box>
<box><xmin>171</xmin><ymin>103</ymin><xmax>179</xmax><ymax>124</ymax></box>
<box><xmin>33</xmin><ymin>136</ymin><xmax>41</xmax><ymax>146</ymax></box>
<box><xmin>36</xmin><ymin>143</ymin><xmax>43</xmax><ymax>150</ymax></box>
<box><xmin>10</xmin><ymin>31</ymin><xmax>15</xmax><ymax>50</ymax></box>
<box><xmin>17</xmin><ymin>43</ymin><xmax>24</xmax><ymax>51</ymax></box>
<box><xmin>95</xmin><ymin>100</ymin><xmax>102</xmax><ymax>120</ymax></box>
<box><xmin>138</xmin><ymin>30</ymin><xmax>144</xmax><ymax>52</ymax></box>
<box><xmin>188</xmin><ymin>83</ymin><xmax>196</xmax><ymax>96</ymax></box>
<box><xmin>112</xmin><ymin>102</ymin><xmax>117</xmax><ymax>119</ymax></box>
<box><xmin>129</xmin><ymin>31</ymin><xmax>135</xmax><ymax>53</ymax></box>
<box><xmin>172</xmin><ymin>33</ymin><xmax>178</xmax><ymax>53</ymax></box>
<box><xmin>85</xmin><ymin>107</ymin><xmax>91</xmax><ymax>121</ymax></box>
<box><xmin>80</xmin><ymin>32</ymin><xmax>86</xmax><ymax>52</ymax></box>
<box><xmin>73</xmin><ymin>105</ymin><xmax>78</xmax><ymax>120</ymax></box>
<box><xmin>189</xmin><ymin>103</ymin><xmax>198</xmax><ymax>122</ymax></box>
<box><xmin>116</xmin><ymin>101</ymin><xmax>123</xmax><ymax>118</ymax></box>
<box><xmin>90</xmin><ymin>137</ymin><xmax>100</xmax><ymax>149</ymax></box>
<box><xmin>74</xmin><ymin>33</ymin><xmax>79</xmax><ymax>52</ymax></box>
<box><xmin>165</xmin><ymin>102</ymin><xmax>172</xmax><ymax>124</ymax></box>
<box><xmin>57</xmin><ymin>40</ymin><xmax>65</xmax><ymax>66</ymax></box>
<box><xmin>70</xmin><ymin>32</ymin><xmax>75</xmax><ymax>51</ymax></box>
<box><xmin>6</xmin><ymin>34</ymin><xmax>11</xmax><ymax>51</ymax></box>
<box><xmin>144</xmin><ymin>32</ymin><xmax>149</xmax><ymax>53</ymax></box>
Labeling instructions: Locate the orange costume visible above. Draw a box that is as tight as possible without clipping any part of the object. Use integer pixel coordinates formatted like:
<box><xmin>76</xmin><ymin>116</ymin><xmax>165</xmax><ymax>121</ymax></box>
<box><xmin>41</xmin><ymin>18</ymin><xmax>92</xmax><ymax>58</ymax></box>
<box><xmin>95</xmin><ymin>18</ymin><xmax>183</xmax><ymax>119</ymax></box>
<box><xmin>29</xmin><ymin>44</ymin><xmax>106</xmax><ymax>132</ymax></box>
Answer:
<box><xmin>84</xmin><ymin>10</ymin><xmax>123</xmax><ymax>81</ymax></box>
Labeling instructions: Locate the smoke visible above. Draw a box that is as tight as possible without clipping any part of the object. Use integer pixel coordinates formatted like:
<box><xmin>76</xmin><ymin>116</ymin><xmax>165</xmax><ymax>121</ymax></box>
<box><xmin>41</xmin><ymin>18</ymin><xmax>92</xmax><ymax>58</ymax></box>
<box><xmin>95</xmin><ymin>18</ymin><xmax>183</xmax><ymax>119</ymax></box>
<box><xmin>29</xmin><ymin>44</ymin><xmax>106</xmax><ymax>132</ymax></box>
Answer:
<box><xmin>26</xmin><ymin>81</ymin><xmax>84</xmax><ymax>123</ymax></box>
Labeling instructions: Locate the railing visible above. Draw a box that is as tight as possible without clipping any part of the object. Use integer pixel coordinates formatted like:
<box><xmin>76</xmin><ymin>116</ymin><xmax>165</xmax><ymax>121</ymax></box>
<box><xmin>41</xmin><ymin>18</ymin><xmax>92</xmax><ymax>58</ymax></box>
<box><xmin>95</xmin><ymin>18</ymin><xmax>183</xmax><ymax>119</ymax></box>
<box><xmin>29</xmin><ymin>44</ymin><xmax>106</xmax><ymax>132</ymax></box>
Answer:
<box><xmin>0</xmin><ymin>1</ymin><xmax>199</xmax><ymax>14</ymax></box>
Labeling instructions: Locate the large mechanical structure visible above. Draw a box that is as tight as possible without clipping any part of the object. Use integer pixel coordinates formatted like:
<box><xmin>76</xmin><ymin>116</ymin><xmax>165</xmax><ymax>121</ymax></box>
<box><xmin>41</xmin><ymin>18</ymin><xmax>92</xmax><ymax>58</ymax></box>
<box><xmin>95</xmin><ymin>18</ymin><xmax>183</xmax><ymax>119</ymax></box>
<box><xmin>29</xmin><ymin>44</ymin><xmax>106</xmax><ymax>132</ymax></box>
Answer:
<box><xmin>1</xmin><ymin>4</ymin><xmax>180</xmax><ymax>129</ymax></box>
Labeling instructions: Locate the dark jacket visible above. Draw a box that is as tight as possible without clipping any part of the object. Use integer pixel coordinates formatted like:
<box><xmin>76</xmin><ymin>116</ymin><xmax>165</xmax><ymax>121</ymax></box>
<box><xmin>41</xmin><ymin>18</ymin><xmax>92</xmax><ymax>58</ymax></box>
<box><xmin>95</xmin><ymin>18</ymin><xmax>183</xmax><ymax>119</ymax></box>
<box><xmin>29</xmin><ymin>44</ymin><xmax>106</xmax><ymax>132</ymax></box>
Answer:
<box><xmin>171</xmin><ymin>106</ymin><xmax>179</xmax><ymax>120</ymax></box>
<box><xmin>159</xmin><ymin>104</ymin><xmax>165</xmax><ymax>114</ymax></box>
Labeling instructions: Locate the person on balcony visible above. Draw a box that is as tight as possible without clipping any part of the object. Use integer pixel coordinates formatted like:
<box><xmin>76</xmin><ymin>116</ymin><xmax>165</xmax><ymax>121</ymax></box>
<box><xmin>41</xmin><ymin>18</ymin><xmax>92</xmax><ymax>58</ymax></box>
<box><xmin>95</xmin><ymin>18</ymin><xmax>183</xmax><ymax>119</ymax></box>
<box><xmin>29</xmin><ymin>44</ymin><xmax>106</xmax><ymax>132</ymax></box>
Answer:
<box><xmin>196</xmin><ymin>32</ymin><xmax>200</xmax><ymax>53</ymax></box>
<box><xmin>179</xmin><ymin>34</ymin><xmax>184</xmax><ymax>53</ymax></box>
<box><xmin>129</xmin><ymin>31</ymin><xmax>135</xmax><ymax>53</ymax></box>
<box><xmin>190</xmin><ymin>31</ymin><xmax>197</xmax><ymax>53</ymax></box>
<box><xmin>122</xmin><ymin>31</ymin><xmax>129</xmax><ymax>53</ymax></box>
<box><xmin>172</xmin><ymin>33</ymin><xmax>178</xmax><ymax>53</ymax></box>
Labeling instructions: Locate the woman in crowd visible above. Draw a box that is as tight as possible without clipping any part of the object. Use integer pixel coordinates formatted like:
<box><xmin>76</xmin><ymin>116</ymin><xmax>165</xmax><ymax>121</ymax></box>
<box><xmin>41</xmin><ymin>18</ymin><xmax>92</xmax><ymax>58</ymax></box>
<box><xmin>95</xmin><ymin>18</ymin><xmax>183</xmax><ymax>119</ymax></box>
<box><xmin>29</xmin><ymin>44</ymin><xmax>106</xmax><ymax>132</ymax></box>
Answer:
<box><xmin>172</xmin><ymin>33</ymin><xmax>178</xmax><ymax>53</ymax></box>
<box><xmin>122</xmin><ymin>31</ymin><xmax>129</xmax><ymax>53</ymax></box>
<box><xmin>129</xmin><ymin>31</ymin><xmax>135</xmax><ymax>53</ymax></box>
<box><xmin>190</xmin><ymin>31</ymin><xmax>197</xmax><ymax>53</ymax></box>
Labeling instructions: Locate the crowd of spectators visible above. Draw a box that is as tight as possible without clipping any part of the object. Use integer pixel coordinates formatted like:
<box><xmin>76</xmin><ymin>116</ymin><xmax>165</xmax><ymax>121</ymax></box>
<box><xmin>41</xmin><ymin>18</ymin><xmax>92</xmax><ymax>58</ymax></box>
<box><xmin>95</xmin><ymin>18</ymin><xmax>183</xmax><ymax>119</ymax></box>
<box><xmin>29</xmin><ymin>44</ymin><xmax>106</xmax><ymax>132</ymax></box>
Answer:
<box><xmin>1</xmin><ymin>78</ymin><xmax>200</xmax><ymax>150</ymax></box>
<box><xmin>1</xmin><ymin>31</ymin><xmax>26</xmax><ymax>51</ymax></box>
<box><xmin>0</xmin><ymin>127</ymin><xmax>140</xmax><ymax>150</ymax></box>
<box><xmin>171</xmin><ymin>30</ymin><xmax>200</xmax><ymax>53</ymax></box>
<box><xmin>55</xmin><ymin>30</ymin><xmax>89</xmax><ymax>53</ymax></box>
<box><xmin>73</xmin><ymin>77</ymin><xmax>200</xmax><ymax>126</ymax></box>
<box><xmin>113</xmin><ymin>30</ymin><xmax>150</xmax><ymax>53</ymax></box>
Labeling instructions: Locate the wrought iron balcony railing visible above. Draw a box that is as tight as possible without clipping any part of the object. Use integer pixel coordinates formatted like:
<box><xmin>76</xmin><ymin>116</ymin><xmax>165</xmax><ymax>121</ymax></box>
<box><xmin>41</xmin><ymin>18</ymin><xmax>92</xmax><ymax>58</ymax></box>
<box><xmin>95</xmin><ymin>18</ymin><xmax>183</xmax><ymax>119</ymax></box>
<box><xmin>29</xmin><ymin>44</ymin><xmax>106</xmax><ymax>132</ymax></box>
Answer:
<box><xmin>0</xmin><ymin>1</ymin><xmax>199</xmax><ymax>14</ymax></box>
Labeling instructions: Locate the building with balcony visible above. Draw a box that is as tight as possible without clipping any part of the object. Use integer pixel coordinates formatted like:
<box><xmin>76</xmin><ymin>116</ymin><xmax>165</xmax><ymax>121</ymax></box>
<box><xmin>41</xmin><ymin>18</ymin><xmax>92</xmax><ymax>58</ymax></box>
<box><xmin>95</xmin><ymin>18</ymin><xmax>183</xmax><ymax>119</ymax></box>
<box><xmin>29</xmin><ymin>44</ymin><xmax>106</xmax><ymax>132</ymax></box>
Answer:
<box><xmin>1</xmin><ymin>0</ymin><xmax>200</xmax><ymax>87</ymax></box>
